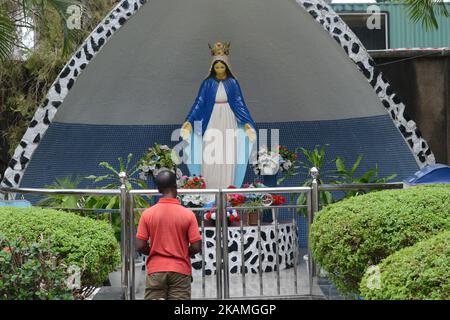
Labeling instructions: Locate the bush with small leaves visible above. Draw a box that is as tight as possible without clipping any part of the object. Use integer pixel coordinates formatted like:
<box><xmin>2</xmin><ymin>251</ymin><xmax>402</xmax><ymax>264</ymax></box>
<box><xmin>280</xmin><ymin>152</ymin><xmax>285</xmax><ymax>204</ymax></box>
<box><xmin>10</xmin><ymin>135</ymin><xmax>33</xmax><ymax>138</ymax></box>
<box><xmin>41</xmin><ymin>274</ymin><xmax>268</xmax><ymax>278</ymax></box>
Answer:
<box><xmin>310</xmin><ymin>184</ymin><xmax>450</xmax><ymax>296</ymax></box>
<box><xmin>0</xmin><ymin>207</ymin><xmax>120</xmax><ymax>287</ymax></box>
<box><xmin>360</xmin><ymin>230</ymin><xmax>450</xmax><ymax>300</ymax></box>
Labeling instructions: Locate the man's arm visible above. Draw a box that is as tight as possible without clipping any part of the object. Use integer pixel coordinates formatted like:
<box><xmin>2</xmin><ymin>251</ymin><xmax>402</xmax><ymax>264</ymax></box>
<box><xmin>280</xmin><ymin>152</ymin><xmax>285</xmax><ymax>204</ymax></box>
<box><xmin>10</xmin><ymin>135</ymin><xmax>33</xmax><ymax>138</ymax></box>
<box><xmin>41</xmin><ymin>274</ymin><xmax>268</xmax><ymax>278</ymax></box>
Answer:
<box><xmin>189</xmin><ymin>240</ymin><xmax>202</xmax><ymax>256</ymax></box>
<box><xmin>136</xmin><ymin>238</ymin><xmax>150</xmax><ymax>255</ymax></box>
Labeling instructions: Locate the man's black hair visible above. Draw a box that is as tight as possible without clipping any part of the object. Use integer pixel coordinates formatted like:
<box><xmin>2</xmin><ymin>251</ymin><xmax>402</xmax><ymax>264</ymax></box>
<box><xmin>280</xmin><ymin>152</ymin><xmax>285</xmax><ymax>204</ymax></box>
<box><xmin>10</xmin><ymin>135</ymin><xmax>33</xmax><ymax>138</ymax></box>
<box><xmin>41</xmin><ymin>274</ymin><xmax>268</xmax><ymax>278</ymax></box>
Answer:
<box><xmin>154</xmin><ymin>170</ymin><xmax>177</xmax><ymax>194</ymax></box>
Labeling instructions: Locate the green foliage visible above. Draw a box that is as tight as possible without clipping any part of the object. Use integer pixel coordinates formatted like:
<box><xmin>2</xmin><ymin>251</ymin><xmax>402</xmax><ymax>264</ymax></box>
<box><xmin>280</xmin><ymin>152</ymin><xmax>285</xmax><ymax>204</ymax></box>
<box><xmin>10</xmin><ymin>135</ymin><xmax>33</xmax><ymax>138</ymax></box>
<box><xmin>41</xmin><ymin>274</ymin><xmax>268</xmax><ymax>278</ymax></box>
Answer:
<box><xmin>83</xmin><ymin>153</ymin><xmax>151</xmax><ymax>241</ymax></box>
<box><xmin>0</xmin><ymin>0</ymin><xmax>115</xmax><ymax>176</ymax></box>
<box><xmin>295</xmin><ymin>145</ymin><xmax>335</xmax><ymax>212</ymax></box>
<box><xmin>310</xmin><ymin>184</ymin><xmax>450</xmax><ymax>297</ymax></box>
<box><xmin>294</xmin><ymin>145</ymin><xmax>396</xmax><ymax>214</ymax></box>
<box><xmin>0</xmin><ymin>12</ymin><xmax>15</xmax><ymax>60</ymax></box>
<box><xmin>395</xmin><ymin>0</ymin><xmax>449</xmax><ymax>31</ymax></box>
<box><xmin>276</xmin><ymin>145</ymin><xmax>300</xmax><ymax>185</ymax></box>
<box><xmin>0</xmin><ymin>0</ymin><xmax>90</xmax><ymax>61</ymax></box>
<box><xmin>360</xmin><ymin>230</ymin><xmax>450</xmax><ymax>300</ymax></box>
<box><xmin>138</xmin><ymin>143</ymin><xmax>181</xmax><ymax>180</ymax></box>
<box><xmin>0</xmin><ymin>206</ymin><xmax>120</xmax><ymax>287</ymax></box>
<box><xmin>331</xmin><ymin>155</ymin><xmax>397</xmax><ymax>198</ymax></box>
<box><xmin>37</xmin><ymin>175</ymin><xmax>84</xmax><ymax>208</ymax></box>
<box><xmin>83</xmin><ymin>153</ymin><xmax>151</xmax><ymax>208</ymax></box>
<box><xmin>0</xmin><ymin>234</ymin><xmax>74</xmax><ymax>300</ymax></box>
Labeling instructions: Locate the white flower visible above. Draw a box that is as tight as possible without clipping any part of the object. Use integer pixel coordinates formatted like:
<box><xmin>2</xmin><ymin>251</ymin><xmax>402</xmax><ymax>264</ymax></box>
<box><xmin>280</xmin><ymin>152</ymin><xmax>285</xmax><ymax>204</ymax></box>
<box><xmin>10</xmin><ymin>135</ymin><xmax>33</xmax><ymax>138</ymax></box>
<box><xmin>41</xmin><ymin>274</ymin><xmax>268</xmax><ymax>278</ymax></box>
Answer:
<box><xmin>160</xmin><ymin>145</ymin><xmax>170</xmax><ymax>151</ymax></box>
<box><xmin>176</xmin><ymin>168</ymin><xmax>183</xmax><ymax>179</ymax></box>
<box><xmin>139</xmin><ymin>172</ymin><xmax>147</xmax><ymax>180</ymax></box>
<box><xmin>283</xmin><ymin>160</ymin><xmax>292</xmax><ymax>170</ymax></box>
<box><xmin>211</xmin><ymin>212</ymin><xmax>216</xmax><ymax>220</ymax></box>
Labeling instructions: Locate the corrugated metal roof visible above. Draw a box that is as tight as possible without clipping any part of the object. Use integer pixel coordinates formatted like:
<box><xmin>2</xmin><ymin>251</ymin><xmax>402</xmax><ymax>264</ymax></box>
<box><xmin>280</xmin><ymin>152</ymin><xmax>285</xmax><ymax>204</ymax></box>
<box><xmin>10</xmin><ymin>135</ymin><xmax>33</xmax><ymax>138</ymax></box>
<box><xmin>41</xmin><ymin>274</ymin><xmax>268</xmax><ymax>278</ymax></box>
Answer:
<box><xmin>330</xmin><ymin>2</ymin><xmax>450</xmax><ymax>49</ymax></box>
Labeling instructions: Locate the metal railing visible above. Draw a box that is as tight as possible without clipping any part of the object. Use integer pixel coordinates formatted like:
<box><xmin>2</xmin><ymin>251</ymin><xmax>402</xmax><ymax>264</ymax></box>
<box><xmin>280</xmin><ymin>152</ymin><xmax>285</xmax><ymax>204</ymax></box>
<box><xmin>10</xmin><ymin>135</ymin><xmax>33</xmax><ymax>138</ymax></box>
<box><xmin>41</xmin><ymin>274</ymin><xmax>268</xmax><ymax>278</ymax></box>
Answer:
<box><xmin>0</xmin><ymin>167</ymin><xmax>404</xmax><ymax>300</ymax></box>
<box><xmin>221</xmin><ymin>186</ymin><xmax>311</xmax><ymax>299</ymax></box>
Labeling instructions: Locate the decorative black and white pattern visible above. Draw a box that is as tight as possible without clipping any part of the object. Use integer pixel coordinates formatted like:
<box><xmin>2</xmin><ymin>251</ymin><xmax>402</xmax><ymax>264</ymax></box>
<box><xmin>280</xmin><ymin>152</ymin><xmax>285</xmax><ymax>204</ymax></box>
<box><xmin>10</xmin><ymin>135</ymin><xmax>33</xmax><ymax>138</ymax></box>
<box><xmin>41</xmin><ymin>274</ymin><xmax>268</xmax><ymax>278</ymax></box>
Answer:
<box><xmin>191</xmin><ymin>223</ymin><xmax>295</xmax><ymax>275</ymax></box>
<box><xmin>296</xmin><ymin>0</ymin><xmax>435</xmax><ymax>167</ymax></box>
<box><xmin>0</xmin><ymin>0</ymin><xmax>434</xmax><ymax>193</ymax></box>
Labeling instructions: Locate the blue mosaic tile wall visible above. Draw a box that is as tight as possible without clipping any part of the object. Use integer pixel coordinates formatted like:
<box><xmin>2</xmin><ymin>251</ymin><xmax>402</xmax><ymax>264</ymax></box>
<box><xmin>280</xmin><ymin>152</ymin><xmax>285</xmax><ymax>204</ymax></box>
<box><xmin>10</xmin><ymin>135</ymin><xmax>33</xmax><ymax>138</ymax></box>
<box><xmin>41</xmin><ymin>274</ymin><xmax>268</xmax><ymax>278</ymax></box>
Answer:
<box><xmin>20</xmin><ymin>115</ymin><xmax>419</xmax><ymax>247</ymax></box>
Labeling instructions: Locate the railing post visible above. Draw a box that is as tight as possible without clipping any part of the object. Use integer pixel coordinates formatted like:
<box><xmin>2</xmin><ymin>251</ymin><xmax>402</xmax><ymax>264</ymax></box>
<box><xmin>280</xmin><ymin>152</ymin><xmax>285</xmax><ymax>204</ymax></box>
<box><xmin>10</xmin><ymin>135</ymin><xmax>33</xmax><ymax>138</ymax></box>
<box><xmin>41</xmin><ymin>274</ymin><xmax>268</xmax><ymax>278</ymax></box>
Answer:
<box><xmin>309</xmin><ymin>167</ymin><xmax>320</xmax><ymax>278</ymax></box>
<box><xmin>128</xmin><ymin>191</ymin><xmax>135</xmax><ymax>300</ymax></box>
<box><xmin>221</xmin><ymin>192</ymin><xmax>230</xmax><ymax>299</ymax></box>
<box><xmin>215</xmin><ymin>190</ymin><xmax>223</xmax><ymax>299</ymax></box>
<box><xmin>119</xmin><ymin>172</ymin><xmax>130</xmax><ymax>300</ymax></box>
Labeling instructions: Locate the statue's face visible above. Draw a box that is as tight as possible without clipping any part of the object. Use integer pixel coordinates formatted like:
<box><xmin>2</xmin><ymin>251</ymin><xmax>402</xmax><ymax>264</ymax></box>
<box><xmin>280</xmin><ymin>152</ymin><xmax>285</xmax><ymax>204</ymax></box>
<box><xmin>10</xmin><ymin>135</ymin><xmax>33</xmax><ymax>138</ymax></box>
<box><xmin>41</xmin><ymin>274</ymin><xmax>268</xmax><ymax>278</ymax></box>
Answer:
<box><xmin>214</xmin><ymin>62</ymin><xmax>227</xmax><ymax>77</ymax></box>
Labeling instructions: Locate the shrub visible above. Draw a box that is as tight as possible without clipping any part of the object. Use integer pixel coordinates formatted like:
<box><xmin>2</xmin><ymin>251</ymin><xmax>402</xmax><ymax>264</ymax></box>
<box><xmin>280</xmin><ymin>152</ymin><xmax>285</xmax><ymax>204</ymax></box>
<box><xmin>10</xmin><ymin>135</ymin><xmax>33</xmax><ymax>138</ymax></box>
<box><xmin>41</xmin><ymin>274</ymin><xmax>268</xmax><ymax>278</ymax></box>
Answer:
<box><xmin>360</xmin><ymin>230</ymin><xmax>450</xmax><ymax>300</ymax></box>
<box><xmin>0</xmin><ymin>235</ymin><xmax>73</xmax><ymax>300</ymax></box>
<box><xmin>310</xmin><ymin>184</ymin><xmax>450</xmax><ymax>296</ymax></box>
<box><xmin>0</xmin><ymin>207</ymin><xmax>120</xmax><ymax>287</ymax></box>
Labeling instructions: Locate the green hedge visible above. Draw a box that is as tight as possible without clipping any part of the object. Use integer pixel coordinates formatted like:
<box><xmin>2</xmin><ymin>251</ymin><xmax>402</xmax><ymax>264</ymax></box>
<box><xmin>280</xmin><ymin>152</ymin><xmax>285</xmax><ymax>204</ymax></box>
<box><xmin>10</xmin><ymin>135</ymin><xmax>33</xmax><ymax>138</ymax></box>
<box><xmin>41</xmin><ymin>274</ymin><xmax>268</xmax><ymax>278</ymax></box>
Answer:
<box><xmin>0</xmin><ymin>207</ymin><xmax>120</xmax><ymax>287</ymax></box>
<box><xmin>360</xmin><ymin>230</ymin><xmax>450</xmax><ymax>300</ymax></box>
<box><xmin>310</xmin><ymin>184</ymin><xmax>450</xmax><ymax>296</ymax></box>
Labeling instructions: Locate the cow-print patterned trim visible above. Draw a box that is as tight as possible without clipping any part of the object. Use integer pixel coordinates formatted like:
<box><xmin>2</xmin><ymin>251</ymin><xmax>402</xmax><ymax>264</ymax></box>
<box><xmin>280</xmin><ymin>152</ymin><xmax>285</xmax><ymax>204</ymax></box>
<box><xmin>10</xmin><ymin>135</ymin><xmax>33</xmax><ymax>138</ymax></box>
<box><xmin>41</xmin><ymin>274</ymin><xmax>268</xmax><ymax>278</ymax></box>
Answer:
<box><xmin>0</xmin><ymin>0</ymin><xmax>147</xmax><ymax>192</ymax></box>
<box><xmin>191</xmin><ymin>223</ymin><xmax>295</xmax><ymax>275</ymax></box>
<box><xmin>296</xmin><ymin>0</ymin><xmax>435</xmax><ymax>167</ymax></box>
<box><xmin>1</xmin><ymin>0</ymin><xmax>434</xmax><ymax>193</ymax></box>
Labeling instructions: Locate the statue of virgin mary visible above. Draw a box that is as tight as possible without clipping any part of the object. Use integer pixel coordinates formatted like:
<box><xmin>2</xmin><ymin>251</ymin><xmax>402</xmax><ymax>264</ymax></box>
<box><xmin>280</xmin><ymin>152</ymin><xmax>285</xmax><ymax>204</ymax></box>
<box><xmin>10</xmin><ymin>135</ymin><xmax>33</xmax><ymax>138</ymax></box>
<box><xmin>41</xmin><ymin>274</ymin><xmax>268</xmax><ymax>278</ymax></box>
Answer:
<box><xmin>180</xmin><ymin>42</ymin><xmax>257</xmax><ymax>189</ymax></box>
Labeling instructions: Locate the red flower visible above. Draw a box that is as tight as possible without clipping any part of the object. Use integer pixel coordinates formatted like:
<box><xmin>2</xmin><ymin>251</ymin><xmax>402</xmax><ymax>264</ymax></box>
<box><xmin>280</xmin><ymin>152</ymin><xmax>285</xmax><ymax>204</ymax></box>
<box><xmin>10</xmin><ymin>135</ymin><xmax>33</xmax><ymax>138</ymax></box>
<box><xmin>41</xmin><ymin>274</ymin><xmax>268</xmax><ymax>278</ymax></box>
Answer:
<box><xmin>272</xmin><ymin>195</ymin><xmax>286</xmax><ymax>206</ymax></box>
<box><xmin>227</xmin><ymin>185</ymin><xmax>236</xmax><ymax>189</ymax></box>
<box><xmin>229</xmin><ymin>194</ymin><xmax>245</xmax><ymax>207</ymax></box>
<box><xmin>206</xmin><ymin>212</ymin><xmax>212</xmax><ymax>220</ymax></box>
<box><xmin>235</xmin><ymin>215</ymin><xmax>241</xmax><ymax>222</ymax></box>
<box><xmin>229</xmin><ymin>215</ymin><xmax>235</xmax><ymax>223</ymax></box>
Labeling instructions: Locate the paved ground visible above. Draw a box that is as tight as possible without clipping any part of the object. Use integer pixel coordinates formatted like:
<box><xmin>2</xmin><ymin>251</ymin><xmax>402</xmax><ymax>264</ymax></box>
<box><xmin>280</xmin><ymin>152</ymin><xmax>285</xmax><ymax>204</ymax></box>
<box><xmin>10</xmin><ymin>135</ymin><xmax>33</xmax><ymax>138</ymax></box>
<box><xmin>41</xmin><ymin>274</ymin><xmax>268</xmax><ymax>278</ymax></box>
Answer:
<box><xmin>97</xmin><ymin>250</ymin><xmax>345</xmax><ymax>300</ymax></box>
<box><xmin>134</xmin><ymin>252</ymin><xmax>326</xmax><ymax>300</ymax></box>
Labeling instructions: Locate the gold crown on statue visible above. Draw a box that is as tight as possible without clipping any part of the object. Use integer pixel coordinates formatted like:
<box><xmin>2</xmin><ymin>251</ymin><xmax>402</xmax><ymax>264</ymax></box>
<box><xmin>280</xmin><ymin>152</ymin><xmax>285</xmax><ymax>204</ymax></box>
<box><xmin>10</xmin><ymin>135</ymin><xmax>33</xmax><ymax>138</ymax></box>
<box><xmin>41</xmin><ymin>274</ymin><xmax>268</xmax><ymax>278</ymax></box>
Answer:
<box><xmin>208</xmin><ymin>41</ymin><xmax>231</xmax><ymax>56</ymax></box>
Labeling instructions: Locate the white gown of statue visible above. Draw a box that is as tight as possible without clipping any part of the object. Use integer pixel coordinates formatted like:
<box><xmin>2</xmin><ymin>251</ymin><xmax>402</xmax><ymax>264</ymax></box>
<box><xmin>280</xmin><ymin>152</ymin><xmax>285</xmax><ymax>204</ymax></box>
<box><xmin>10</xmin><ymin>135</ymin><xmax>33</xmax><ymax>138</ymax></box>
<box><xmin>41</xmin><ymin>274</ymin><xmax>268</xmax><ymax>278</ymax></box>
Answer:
<box><xmin>201</xmin><ymin>81</ymin><xmax>238</xmax><ymax>189</ymax></box>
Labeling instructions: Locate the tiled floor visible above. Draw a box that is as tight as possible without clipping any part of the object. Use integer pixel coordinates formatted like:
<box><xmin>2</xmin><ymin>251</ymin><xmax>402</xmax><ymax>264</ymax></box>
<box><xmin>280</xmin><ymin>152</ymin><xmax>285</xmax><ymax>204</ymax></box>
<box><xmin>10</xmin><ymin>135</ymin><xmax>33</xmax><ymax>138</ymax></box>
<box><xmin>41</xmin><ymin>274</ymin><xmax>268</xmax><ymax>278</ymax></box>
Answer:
<box><xmin>135</xmin><ymin>253</ymin><xmax>325</xmax><ymax>300</ymax></box>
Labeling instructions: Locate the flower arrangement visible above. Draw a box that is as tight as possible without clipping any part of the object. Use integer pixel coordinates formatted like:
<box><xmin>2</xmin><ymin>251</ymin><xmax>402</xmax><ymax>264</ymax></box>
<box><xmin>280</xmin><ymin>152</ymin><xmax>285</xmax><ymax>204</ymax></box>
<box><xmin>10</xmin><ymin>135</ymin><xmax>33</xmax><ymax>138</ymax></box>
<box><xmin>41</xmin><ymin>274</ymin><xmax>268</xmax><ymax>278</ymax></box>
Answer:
<box><xmin>226</xmin><ymin>182</ymin><xmax>286</xmax><ymax>208</ymax></box>
<box><xmin>272</xmin><ymin>194</ymin><xmax>287</xmax><ymax>206</ymax></box>
<box><xmin>277</xmin><ymin>145</ymin><xmax>298</xmax><ymax>172</ymax></box>
<box><xmin>251</xmin><ymin>145</ymin><xmax>300</xmax><ymax>186</ymax></box>
<box><xmin>251</xmin><ymin>145</ymin><xmax>298</xmax><ymax>175</ymax></box>
<box><xmin>178</xmin><ymin>175</ymin><xmax>206</xmax><ymax>189</ymax></box>
<box><xmin>204</xmin><ymin>209</ymin><xmax>241</xmax><ymax>224</ymax></box>
<box><xmin>178</xmin><ymin>175</ymin><xmax>208</xmax><ymax>208</ymax></box>
<box><xmin>138</xmin><ymin>143</ymin><xmax>182</xmax><ymax>180</ymax></box>
<box><xmin>251</xmin><ymin>146</ymin><xmax>281</xmax><ymax>176</ymax></box>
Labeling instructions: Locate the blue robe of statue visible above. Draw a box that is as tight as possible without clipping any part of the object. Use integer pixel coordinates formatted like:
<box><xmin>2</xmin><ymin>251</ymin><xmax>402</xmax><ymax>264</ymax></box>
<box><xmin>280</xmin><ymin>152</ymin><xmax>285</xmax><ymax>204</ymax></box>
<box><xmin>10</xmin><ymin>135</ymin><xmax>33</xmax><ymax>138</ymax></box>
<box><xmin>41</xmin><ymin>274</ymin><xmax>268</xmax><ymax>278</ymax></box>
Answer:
<box><xmin>183</xmin><ymin>76</ymin><xmax>256</xmax><ymax>188</ymax></box>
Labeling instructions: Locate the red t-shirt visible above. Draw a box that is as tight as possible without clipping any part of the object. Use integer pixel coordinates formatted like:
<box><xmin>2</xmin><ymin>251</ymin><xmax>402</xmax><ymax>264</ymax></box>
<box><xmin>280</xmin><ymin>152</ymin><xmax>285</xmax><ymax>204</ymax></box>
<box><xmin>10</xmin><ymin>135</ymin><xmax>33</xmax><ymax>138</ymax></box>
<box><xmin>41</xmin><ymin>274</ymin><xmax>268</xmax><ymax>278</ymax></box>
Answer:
<box><xmin>136</xmin><ymin>198</ymin><xmax>202</xmax><ymax>276</ymax></box>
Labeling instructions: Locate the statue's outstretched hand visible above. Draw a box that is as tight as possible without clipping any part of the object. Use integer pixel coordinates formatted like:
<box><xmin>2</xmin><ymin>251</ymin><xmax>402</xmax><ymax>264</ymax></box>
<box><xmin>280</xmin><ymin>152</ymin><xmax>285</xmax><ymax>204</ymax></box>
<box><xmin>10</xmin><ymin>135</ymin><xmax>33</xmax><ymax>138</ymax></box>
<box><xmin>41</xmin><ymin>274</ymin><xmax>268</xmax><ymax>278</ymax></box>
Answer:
<box><xmin>244</xmin><ymin>123</ymin><xmax>257</xmax><ymax>142</ymax></box>
<box><xmin>181</xmin><ymin>121</ymin><xmax>192</xmax><ymax>140</ymax></box>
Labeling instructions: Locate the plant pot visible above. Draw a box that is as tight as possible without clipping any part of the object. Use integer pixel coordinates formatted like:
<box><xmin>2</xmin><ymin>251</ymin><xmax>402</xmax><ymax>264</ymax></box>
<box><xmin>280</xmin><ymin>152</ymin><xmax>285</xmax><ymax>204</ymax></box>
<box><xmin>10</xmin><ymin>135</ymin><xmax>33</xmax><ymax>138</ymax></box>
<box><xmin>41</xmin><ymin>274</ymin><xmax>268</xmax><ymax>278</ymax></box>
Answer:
<box><xmin>262</xmin><ymin>173</ymin><xmax>278</xmax><ymax>187</ymax></box>
<box><xmin>248</xmin><ymin>211</ymin><xmax>258</xmax><ymax>226</ymax></box>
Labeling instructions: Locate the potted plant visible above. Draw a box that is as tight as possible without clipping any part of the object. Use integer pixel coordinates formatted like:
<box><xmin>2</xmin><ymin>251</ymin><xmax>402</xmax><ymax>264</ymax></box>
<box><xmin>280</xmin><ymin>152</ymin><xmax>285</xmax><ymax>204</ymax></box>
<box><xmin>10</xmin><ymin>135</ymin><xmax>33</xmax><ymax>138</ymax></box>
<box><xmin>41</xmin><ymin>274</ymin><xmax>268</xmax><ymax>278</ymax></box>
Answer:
<box><xmin>177</xmin><ymin>175</ymin><xmax>211</xmax><ymax>225</ymax></box>
<box><xmin>251</xmin><ymin>145</ymin><xmax>299</xmax><ymax>186</ymax></box>
<box><xmin>138</xmin><ymin>143</ymin><xmax>182</xmax><ymax>181</ymax></box>
<box><xmin>242</xmin><ymin>199</ymin><xmax>263</xmax><ymax>226</ymax></box>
